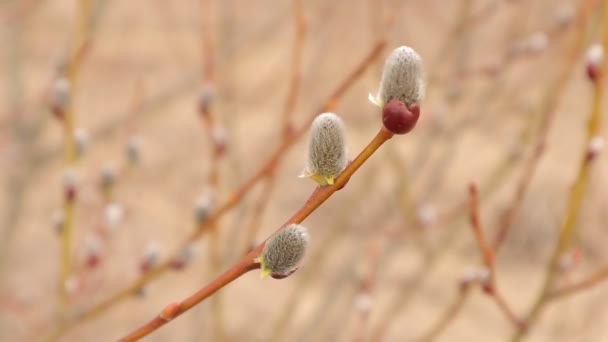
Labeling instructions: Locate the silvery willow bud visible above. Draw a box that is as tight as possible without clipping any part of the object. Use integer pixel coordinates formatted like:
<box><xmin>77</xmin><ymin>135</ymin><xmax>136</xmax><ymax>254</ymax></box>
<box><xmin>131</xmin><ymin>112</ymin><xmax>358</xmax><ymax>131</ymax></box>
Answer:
<box><xmin>299</xmin><ymin>113</ymin><xmax>348</xmax><ymax>186</ymax></box>
<box><xmin>255</xmin><ymin>224</ymin><xmax>309</xmax><ymax>279</ymax></box>
<box><xmin>369</xmin><ymin>46</ymin><xmax>425</xmax><ymax>108</ymax></box>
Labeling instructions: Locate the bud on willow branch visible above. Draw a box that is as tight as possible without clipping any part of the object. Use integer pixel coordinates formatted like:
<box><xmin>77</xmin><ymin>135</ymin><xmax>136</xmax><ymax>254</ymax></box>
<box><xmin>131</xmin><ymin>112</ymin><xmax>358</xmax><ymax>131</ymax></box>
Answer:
<box><xmin>299</xmin><ymin>113</ymin><xmax>348</xmax><ymax>186</ymax></box>
<box><xmin>369</xmin><ymin>46</ymin><xmax>425</xmax><ymax>108</ymax></box>
<box><xmin>256</xmin><ymin>224</ymin><xmax>309</xmax><ymax>279</ymax></box>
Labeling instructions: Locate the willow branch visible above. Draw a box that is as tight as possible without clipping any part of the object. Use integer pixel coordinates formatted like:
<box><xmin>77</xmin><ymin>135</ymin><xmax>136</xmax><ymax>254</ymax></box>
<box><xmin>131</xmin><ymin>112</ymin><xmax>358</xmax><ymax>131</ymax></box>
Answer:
<box><xmin>117</xmin><ymin>126</ymin><xmax>395</xmax><ymax>341</ymax></box>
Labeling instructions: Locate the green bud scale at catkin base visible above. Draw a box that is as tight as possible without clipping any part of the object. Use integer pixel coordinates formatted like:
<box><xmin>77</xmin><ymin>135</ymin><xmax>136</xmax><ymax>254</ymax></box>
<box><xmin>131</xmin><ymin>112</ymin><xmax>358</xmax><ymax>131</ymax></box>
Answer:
<box><xmin>256</xmin><ymin>224</ymin><xmax>309</xmax><ymax>279</ymax></box>
<box><xmin>369</xmin><ymin>46</ymin><xmax>425</xmax><ymax>108</ymax></box>
<box><xmin>299</xmin><ymin>113</ymin><xmax>348</xmax><ymax>186</ymax></box>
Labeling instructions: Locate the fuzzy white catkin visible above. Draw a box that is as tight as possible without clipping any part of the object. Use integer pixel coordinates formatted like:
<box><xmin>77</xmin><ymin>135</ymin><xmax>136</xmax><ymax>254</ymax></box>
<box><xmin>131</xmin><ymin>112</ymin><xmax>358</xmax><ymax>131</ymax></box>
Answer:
<box><xmin>302</xmin><ymin>113</ymin><xmax>347</xmax><ymax>185</ymax></box>
<box><xmin>376</xmin><ymin>46</ymin><xmax>425</xmax><ymax>106</ymax></box>
<box><xmin>261</xmin><ymin>224</ymin><xmax>309</xmax><ymax>276</ymax></box>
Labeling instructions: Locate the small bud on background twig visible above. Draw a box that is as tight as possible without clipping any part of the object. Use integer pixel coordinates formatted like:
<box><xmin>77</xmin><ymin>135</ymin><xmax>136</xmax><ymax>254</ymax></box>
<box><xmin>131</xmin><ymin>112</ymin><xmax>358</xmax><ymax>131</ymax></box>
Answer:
<box><xmin>84</xmin><ymin>235</ymin><xmax>103</xmax><ymax>268</ymax></box>
<box><xmin>586</xmin><ymin>44</ymin><xmax>604</xmax><ymax>83</ymax></box>
<box><xmin>52</xmin><ymin>210</ymin><xmax>65</xmax><ymax>235</ymax></box>
<box><xmin>197</xmin><ymin>84</ymin><xmax>215</xmax><ymax>114</ymax></box>
<box><xmin>63</xmin><ymin>168</ymin><xmax>78</xmax><ymax>202</ymax></box>
<box><xmin>126</xmin><ymin>136</ymin><xmax>142</xmax><ymax>165</ymax></box>
<box><xmin>417</xmin><ymin>203</ymin><xmax>437</xmax><ymax>228</ymax></box>
<box><xmin>256</xmin><ymin>224</ymin><xmax>309</xmax><ymax>279</ymax></box>
<box><xmin>211</xmin><ymin>125</ymin><xmax>228</xmax><ymax>154</ymax></box>
<box><xmin>170</xmin><ymin>244</ymin><xmax>196</xmax><ymax>271</ymax></box>
<box><xmin>586</xmin><ymin>135</ymin><xmax>604</xmax><ymax>162</ymax></box>
<box><xmin>195</xmin><ymin>191</ymin><xmax>215</xmax><ymax>225</ymax></box>
<box><xmin>50</xmin><ymin>77</ymin><xmax>70</xmax><ymax>118</ymax></box>
<box><xmin>74</xmin><ymin>128</ymin><xmax>89</xmax><ymax>158</ymax></box>
<box><xmin>140</xmin><ymin>242</ymin><xmax>161</xmax><ymax>273</ymax></box>
<box><xmin>461</xmin><ymin>267</ymin><xmax>490</xmax><ymax>288</ymax></box>
<box><xmin>100</xmin><ymin>164</ymin><xmax>116</xmax><ymax>193</ymax></box>
<box><xmin>103</xmin><ymin>203</ymin><xmax>124</xmax><ymax>233</ymax></box>
<box><xmin>554</xmin><ymin>4</ymin><xmax>574</xmax><ymax>28</ymax></box>
<box><xmin>299</xmin><ymin>113</ymin><xmax>348</xmax><ymax>186</ymax></box>
<box><xmin>354</xmin><ymin>292</ymin><xmax>373</xmax><ymax>314</ymax></box>
<box><xmin>369</xmin><ymin>46</ymin><xmax>425</xmax><ymax>108</ymax></box>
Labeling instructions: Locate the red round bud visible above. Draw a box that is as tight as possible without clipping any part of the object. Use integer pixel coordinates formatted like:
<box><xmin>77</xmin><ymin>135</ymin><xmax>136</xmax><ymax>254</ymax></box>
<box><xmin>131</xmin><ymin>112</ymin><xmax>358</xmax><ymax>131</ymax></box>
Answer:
<box><xmin>587</xmin><ymin>63</ymin><xmax>600</xmax><ymax>83</ymax></box>
<box><xmin>382</xmin><ymin>100</ymin><xmax>420</xmax><ymax>135</ymax></box>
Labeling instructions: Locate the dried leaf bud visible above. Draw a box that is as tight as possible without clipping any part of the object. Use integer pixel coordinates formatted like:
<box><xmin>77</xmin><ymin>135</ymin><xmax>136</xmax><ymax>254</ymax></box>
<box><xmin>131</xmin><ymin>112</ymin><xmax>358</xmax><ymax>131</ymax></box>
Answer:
<box><xmin>256</xmin><ymin>224</ymin><xmax>309</xmax><ymax>279</ymax></box>
<box><xmin>63</xmin><ymin>168</ymin><xmax>78</xmax><ymax>202</ymax></box>
<box><xmin>171</xmin><ymin>244</ymin><xmax>196</xmax><ymax>270</ymax></box>
<box><xmin>299</xmin><ymin>113</ymin><xmax>348</xmax><ymax>186</ymax></box>
<box><xmin>586</xmin><ymin>44</ymin><xmax>604</xmax><ymax>83</ymax></box>
<box><xmin>370</xmin><ymin>46</ymin><xmax>425</xmax><ymax>108</ymax></box>
<box><xmin>50</xmin><ymin>77</ymin><xmax>70</xmax><ymax>118</ymax></box>
<box><xmin>100</xmin><ymin>164</ymin><xmax>116</xmax><ymax>192</ymax></box>
<box><xmin>51</xmin><ymin>210</ymin><xmax>65</xmax><ymax>234</ymax></box>
<box><xmin>74</xmin><ymin>128</ymin><xmax>89</xmax><ymax>158</ymax></box>
<box><xmin>382</xmin><ymin>100</ymin><xmax>420</xmax><ymax>135</ymax></box>
<box><xmin>126</xmin><ymin>136</ymin><xmax>142</xmax><ymax>165</ymax></box>
<box><xmin>140</xmin><ymin>242</ymin><xmax>161</xmax><ymax>273</ymax></box>
<box><xmin>103</xmin><ymin>203</ymin><xmax>124</xmax><ymax>232</ymax></box>
<box><xmin>195</xmin><ymin>191</ymin><xmax>215</xmax><ymax>225</ymax></box>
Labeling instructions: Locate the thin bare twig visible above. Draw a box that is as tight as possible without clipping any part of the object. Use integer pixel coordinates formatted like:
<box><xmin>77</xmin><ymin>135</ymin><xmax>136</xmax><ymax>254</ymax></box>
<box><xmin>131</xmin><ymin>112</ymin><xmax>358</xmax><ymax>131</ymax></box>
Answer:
<box><xmin>512</xmin><ymin>2</ymin><xmax>607</xmax><ymax>339</ymax></box>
